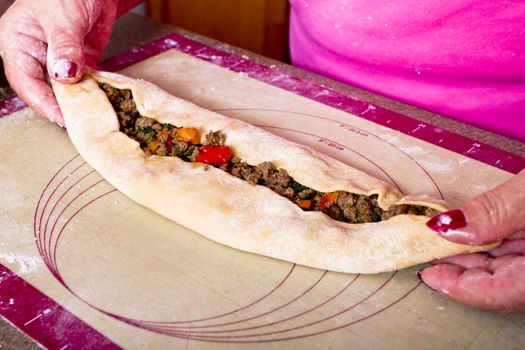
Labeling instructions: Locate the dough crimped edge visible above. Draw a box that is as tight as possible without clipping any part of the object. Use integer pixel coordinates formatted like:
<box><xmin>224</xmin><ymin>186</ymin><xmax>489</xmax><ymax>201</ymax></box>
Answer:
<box><xmin>52</xmin><ymin>70</ymin><xmax>489</xmax><ymax>273</ymax></box>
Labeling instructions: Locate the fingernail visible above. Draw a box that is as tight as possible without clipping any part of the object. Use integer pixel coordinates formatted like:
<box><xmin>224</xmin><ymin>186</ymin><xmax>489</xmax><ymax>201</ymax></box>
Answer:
<box><xmin>53</xmin><ymin>60</ymin><xmax>78</xmax><ymax>79</ymax></box>
<box><xmin>50</xmin><ymin>117</ymin><xmax>65</xmax><ymax>128</ymax></box>
<box><xmin>416</xmin><ymin>269</ymin><xmax>438</xmax><ymax>291</ymax></box>
<box><xmin>426</xmin><ymin>209</ymin><xmax>467</xmax><ymax>234</ymax></box>
<box><xmin>416</xmin><ymin>270</ymin><xmax>422</xmax><ymax>281</ymax></box>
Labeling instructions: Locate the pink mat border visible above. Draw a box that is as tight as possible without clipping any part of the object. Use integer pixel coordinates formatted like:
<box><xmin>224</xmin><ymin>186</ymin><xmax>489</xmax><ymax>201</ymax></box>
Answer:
<box><xmin>102</xmin><ymin>32</ymin><xmax>524</xmax><ymax>174</ymax></box>
<box><xmin>0</xmin><ymin>31</ymin><xmax>523</xmax><ymax>348</ymax></box>
<box><xmin>0</xmin><ymin>264</ymin><xmax>119</xmax><ymax>349</ymax></box>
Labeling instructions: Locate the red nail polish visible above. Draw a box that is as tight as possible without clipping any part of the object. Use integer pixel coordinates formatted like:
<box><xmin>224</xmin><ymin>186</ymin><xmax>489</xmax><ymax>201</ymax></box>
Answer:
<box><xmin>426</xmin><ymin>209</ymin><xmax>467</xmax><ymax>234</ymax></box>
<box><xmin>53</xmin><ymin>60</ymin><xmax>78</xmax><ymax>79</ymax></box>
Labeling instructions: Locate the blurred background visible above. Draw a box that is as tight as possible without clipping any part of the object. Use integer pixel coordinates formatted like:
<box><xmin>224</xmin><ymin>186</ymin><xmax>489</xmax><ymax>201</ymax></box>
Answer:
<box><xmin>146</xmin><ymin>0</ymin><xmax>291</xmax><ymax>62</ymax></box>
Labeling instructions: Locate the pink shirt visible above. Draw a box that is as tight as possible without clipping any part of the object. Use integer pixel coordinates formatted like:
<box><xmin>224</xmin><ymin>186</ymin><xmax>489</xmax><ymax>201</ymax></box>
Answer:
<box><xmin>289</xmin><ymin>0</ymin><xmax>525</xmax><ymax>142</ymax></box>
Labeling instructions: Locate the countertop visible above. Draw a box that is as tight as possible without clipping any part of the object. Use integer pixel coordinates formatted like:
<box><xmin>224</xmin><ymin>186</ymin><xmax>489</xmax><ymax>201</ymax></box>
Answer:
<box><xmin>0</xmin><ymin>12</ymin><xmax>523</xmax><ymax>350</ymax></box>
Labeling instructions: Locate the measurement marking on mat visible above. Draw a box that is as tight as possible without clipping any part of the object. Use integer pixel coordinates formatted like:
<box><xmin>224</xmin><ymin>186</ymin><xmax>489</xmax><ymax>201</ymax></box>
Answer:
<box><xmin>410</xmin><ymin>123</ymin><xmax>427</xmax><ymax>134</ymax></box>
<box><xmin>465</xmin><ymin>143</ymin><xmax>481</xmax><ymax>154</ymax></box>
<box><xmin>23</xmin><ymin>308</ymin><xmax>51</xmax><ymax>326</ymax></box>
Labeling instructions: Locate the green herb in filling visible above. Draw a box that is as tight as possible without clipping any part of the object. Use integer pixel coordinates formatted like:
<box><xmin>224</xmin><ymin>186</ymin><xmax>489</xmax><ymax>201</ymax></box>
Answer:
<box><xmin>98</xmin><ymin>82</ymin><xmax>440</xmax><ymax>224</ymax></box>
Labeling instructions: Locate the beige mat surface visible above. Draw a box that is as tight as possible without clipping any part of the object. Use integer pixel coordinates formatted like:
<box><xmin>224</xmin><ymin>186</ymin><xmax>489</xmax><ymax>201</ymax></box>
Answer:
<box><xmin>1</xmin><ymin>49</ymin><xmax>523</xmax><ymax>349</ymax></box>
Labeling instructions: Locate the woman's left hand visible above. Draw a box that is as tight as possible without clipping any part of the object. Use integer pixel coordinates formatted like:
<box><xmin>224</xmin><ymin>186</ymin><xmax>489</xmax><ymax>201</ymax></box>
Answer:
<box><xmin>421</xmin><ymin>169</ymin><xmax>525</xmax><ymax>312</ymax></box>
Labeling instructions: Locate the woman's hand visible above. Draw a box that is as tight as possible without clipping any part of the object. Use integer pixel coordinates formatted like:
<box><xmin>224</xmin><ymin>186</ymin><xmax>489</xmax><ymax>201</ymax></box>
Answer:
<box><xmin>421</xmin><ymin>169</ymin><xmax>525</xmax><ymax>312</ymax></box>
<box><xmin>0</xmin><ymin>0</ymin><xmax>141</xmax><ymax>125</ymax></box>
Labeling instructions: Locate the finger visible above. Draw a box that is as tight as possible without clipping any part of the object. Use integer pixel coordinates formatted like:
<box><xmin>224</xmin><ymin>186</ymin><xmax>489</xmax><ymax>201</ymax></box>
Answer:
<box><xmin>508</xmin><ymin>230</ymin><xmax>525</xmax><ymax>240</ymax></box>
<box><xmin>39</xmin><ymin>1</ymin><xmax>107</xmax><ymax>83</ymax></box>
<box><xmin>490</xmin><ymin>254</ymin><xmax>523</xmax><ymax>271</ymax></box>
<box><xmin>489</xmin><ymin>239</ymin><xmax>525</xmax><ymax>257</ymax></box>
<box><xmin>421</xmin><ymin>257</ymin><xmax>525</xmax><ymax>312</ymax></box>
<box><xmin>3</xmin><ymin>49</ymin><xmax>63</xmax><ymax>125</ymax></box>
<box><xmin>432</xmin><ymin>252</ymin><xmax>491</xmax><ymax>270</ymax></box>
<box><xmin>84</xmin><ymin>19</ymin><xmax>113</xmax><ymax>63</ymax></box>
<box><xmin>44</xmin><ymin>25</ymin><xmax>85</xmax><ymax>83</ymax></box>
<box><xmin>83</xmin><ymin>4</ymin><xmax>119</xmax><ymax>67</ymax></box>
<box><xmin>426</xmin><ymin>170</ymin><xmax>525</xmax><ymax>245</ymax></box>
<box><xmin>433</xmin><ymin>252</ymin><xmax>524</xmax><ymax>272</ymax></box>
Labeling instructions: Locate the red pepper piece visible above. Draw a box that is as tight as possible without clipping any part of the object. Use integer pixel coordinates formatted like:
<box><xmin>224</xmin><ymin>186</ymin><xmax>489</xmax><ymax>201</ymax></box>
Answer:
<box><xmin>195</xmin><ymin>145</ymin><xmax>232</xmax><ymax>167</ymax></box>
<box><xmin>320</xmin><ymin>193</ymin><xmax>337</xmax><ymax>210</ymax></box>
<box><xmin>320</xmin><ymin>194</ymin><xmax>330</xmax><ymax>209</ymax></box>
<box><xmin>165</xmin><ymin>135</ymin><xmax>173</xmax><ymax>154</ymax></box>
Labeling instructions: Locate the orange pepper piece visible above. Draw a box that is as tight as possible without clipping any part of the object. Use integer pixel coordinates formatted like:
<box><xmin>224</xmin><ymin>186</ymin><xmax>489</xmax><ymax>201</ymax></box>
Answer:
<box><xmin>176</xmin><ymin>128</ymin><xmax>200</xmax><ymax>144</ymax></box>
<box><xmin>148</xmin><ymin>140</ymin><xmax>159</xmax><ymax>153</ymax></box>
<box><xmin>320</xmin><ymin>192</ymin><xmax>339</xmax><ymax>209</ymax></box>
<box><xmin>297</xmin><ymin>199</ymin><xmax>312</xmax><ymax>209</ymax></box>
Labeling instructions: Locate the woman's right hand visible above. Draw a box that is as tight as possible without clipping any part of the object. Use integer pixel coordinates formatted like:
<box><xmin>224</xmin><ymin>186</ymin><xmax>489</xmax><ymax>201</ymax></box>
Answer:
<box><xmin>0</xmin><ymin>0</ymin><xmax>141</xmax><ymax>125</ymax></box>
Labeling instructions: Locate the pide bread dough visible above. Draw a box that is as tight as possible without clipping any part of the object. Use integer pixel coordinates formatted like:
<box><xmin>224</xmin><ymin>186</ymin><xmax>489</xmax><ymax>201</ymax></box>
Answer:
<box><xmin>52</xmin><ymin>71</ymin><xmax>489</xmax><ymax>273</ymax></box>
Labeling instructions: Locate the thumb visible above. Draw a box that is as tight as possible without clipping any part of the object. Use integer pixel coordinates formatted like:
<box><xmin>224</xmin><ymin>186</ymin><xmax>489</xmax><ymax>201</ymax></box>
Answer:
<box><xmin>45</xmin><ymin>26</ymin><xmax>85</xmax><ymax>83</ymax></box>
<box><xmin>426</xmin><ymin>169</ymin><xmax>525</xmax><ymax>245</ymax></box>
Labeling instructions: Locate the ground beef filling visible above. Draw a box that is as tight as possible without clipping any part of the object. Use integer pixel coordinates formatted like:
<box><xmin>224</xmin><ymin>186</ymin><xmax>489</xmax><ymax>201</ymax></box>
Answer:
<box><xmin>99</xmin><ymin>83</ymin><xmax>439</xmax><ymax>223</ymax></box>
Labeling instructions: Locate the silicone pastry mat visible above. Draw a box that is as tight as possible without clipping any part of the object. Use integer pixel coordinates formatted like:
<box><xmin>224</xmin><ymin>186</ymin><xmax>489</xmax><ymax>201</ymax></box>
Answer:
<box><xmin>1</xmin><ymin>33</ymin><xmax>524</xmax><ymax>349</ymax></box>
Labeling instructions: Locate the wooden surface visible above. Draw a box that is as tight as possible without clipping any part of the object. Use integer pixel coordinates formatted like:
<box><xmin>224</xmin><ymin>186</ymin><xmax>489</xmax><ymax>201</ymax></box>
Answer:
<box><xmin>0</xmin><ymin>0</ymin><xmax>13</xmax><ymax>14</ymax></box>
<box><xmin>148</xmin><ymin>0</ymin><xmax>290</xmax><ymax>61</ymax></box>
<box><xmin>0</xmin><ymin>12</ymin><xmax>524</xmax><ymax>349</ymax></box>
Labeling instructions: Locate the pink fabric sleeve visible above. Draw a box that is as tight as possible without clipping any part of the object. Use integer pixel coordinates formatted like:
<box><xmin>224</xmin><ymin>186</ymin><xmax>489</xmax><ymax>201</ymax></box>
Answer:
<box><xmin>289</xmin><ymin>0</ymin><xmax>525</xmax><ymax>142</ymax></box>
